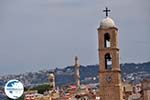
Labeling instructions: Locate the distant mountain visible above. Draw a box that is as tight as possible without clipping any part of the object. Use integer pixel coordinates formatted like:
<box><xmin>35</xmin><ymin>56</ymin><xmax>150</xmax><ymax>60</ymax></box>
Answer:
<box><xmin>0</xmin><ymin>61</ymin><xmax>150</xmax><ymax>88</ymax></box>
<box><xmin>55</xmin><ymin>65</ymin><xmax>99</xmax><ymax>85</ymax></box>
<box><xmin>121</xmin><ymin>62</ymin><xmax>150</xmax><ymax>83</ymax></box>
<box><xmin>55</xmin><ymin>62</ymin><xmax>150</xmax><ymax>85</ymax></box>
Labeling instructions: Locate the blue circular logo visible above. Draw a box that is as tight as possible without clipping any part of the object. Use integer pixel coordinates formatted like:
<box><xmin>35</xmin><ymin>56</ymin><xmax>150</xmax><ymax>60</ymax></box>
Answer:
<box><xmin>4</xmin><ymin>79</ymin><xmax>24</xmax><ymax>99</ymax></box>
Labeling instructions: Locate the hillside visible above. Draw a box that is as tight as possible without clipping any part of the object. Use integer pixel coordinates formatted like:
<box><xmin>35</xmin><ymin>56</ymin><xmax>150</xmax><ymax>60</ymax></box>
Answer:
<box><xmin>0</xmin><ymin>61</ymin><xmax>150</xmax><ymax>88</ymax></box>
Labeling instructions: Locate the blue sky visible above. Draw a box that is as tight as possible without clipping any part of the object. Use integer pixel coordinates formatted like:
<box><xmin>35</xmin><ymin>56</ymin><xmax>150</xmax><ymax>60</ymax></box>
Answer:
<box><xmin>0</xmin><ymin>0</ymin><xmax>150</xmax><ymax>75</ymax></box>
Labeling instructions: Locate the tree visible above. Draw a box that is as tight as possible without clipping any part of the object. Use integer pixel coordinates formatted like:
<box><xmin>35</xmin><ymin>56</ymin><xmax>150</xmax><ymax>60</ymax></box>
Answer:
<box><xmin>30</xmin><ymin>84</ymin><xmax>53</xmax><ymax>94</ymax></box>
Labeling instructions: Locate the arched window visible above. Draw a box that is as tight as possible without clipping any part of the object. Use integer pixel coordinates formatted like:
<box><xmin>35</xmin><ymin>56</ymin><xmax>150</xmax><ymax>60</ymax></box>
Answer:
<box><xmin>105</xmin><ymin>53</ymin><xmax>112</xmax><ymax>70</ymax></box>
<box><xmin>104</xmin><ymin>33</ymin><xmax>110</xmax><ymax>48</ymax></box>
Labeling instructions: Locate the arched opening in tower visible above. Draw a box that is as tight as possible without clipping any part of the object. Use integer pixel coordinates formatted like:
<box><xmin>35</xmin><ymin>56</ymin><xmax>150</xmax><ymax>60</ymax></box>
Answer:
<box><xmin>105</xmin><ymin>53</ymin><xmax>112</xmax><ymax>70</ymax></box>
<box><xmin>104</xmin><ymin>33</ymin><xmax>110</xmax><ymax>48</ymax></box>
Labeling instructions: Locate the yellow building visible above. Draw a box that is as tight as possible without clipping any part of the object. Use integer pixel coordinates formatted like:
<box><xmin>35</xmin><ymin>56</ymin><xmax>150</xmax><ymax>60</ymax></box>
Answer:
<box><xmin>122</xmin><ymin>82</ymin><xmax>134</xmax><ymax>100</ymax></box>
<box><xmin>141</xmin><ymin>79</ymin><xmax>150</xmax><ymax>100</ymax></box>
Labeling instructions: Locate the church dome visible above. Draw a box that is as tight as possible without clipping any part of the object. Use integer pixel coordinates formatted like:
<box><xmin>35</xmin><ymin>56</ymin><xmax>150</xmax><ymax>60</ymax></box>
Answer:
<box><xmin>49</xmin><ymin>73</ymin><xmax>54</xmax><ymax>77</ymax></box>
<box><xmin>100</xmin><ymin>17</ymin><xmax>116</xmax><ymax>29</ymax></box>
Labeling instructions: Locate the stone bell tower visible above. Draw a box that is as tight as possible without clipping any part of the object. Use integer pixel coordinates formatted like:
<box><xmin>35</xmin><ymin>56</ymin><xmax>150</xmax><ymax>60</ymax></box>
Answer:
<box><xmin>98</xmin><ymin>7</ymin><xmax>123</xmax><ymax>100</ymax></box>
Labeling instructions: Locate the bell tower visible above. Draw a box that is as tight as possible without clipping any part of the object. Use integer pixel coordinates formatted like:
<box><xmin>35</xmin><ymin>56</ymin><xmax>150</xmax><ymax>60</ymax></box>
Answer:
<box><xmin>98</xmin><ymin>7</ymin><xmax>123</xmax><ymax>100</ymax></box>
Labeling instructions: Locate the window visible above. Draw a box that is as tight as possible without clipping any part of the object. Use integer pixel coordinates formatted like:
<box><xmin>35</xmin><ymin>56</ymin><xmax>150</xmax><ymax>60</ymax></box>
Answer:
<box><xmin>105</xmin><ymin>53</ymin><xmax>112</xmax><ymax>70</ymax></box>
<box><xmin>104</xmin><ymin>33</ymin><xmax>110</xmax><ymax>48</ymax></box>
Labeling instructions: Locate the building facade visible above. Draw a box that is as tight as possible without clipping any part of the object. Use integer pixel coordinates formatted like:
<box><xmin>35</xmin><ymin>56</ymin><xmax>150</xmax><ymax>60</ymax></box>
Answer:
<box><xmin>142</xmin><ymin>79</ymin><xmax>150</xmax><ymax>100</ymax></box>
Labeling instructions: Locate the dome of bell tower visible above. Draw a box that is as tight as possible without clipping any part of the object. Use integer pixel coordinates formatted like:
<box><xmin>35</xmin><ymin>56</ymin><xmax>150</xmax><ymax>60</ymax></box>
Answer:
<box><xmin>100</xmin><ymin>17</ymin><xmax>116</xmax><ymax>29</ymax></box>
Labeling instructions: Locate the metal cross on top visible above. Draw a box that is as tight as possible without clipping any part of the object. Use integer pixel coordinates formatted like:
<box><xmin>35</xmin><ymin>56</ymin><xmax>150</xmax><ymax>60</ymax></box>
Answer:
<box><xmin>103</xmin><ymin>7</ymin><xmax>111</xmax><ymax>17</ymax></box>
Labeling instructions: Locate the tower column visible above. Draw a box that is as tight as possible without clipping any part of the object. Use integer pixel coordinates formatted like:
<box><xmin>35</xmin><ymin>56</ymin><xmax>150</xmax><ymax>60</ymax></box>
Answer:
<box><xmin>98</xmin><ymin>7</ymin><xmax>123</xmax><ymax>100</ymax></box>
<box><xmin>74</xmin><ymin>56</ymin><xmax>80</xmax><ymax>87</ymax></box>
<box><xmin>49</xmin><ymin>73</ymin><xmax>55</xmax><ymax>91</ymax></box>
